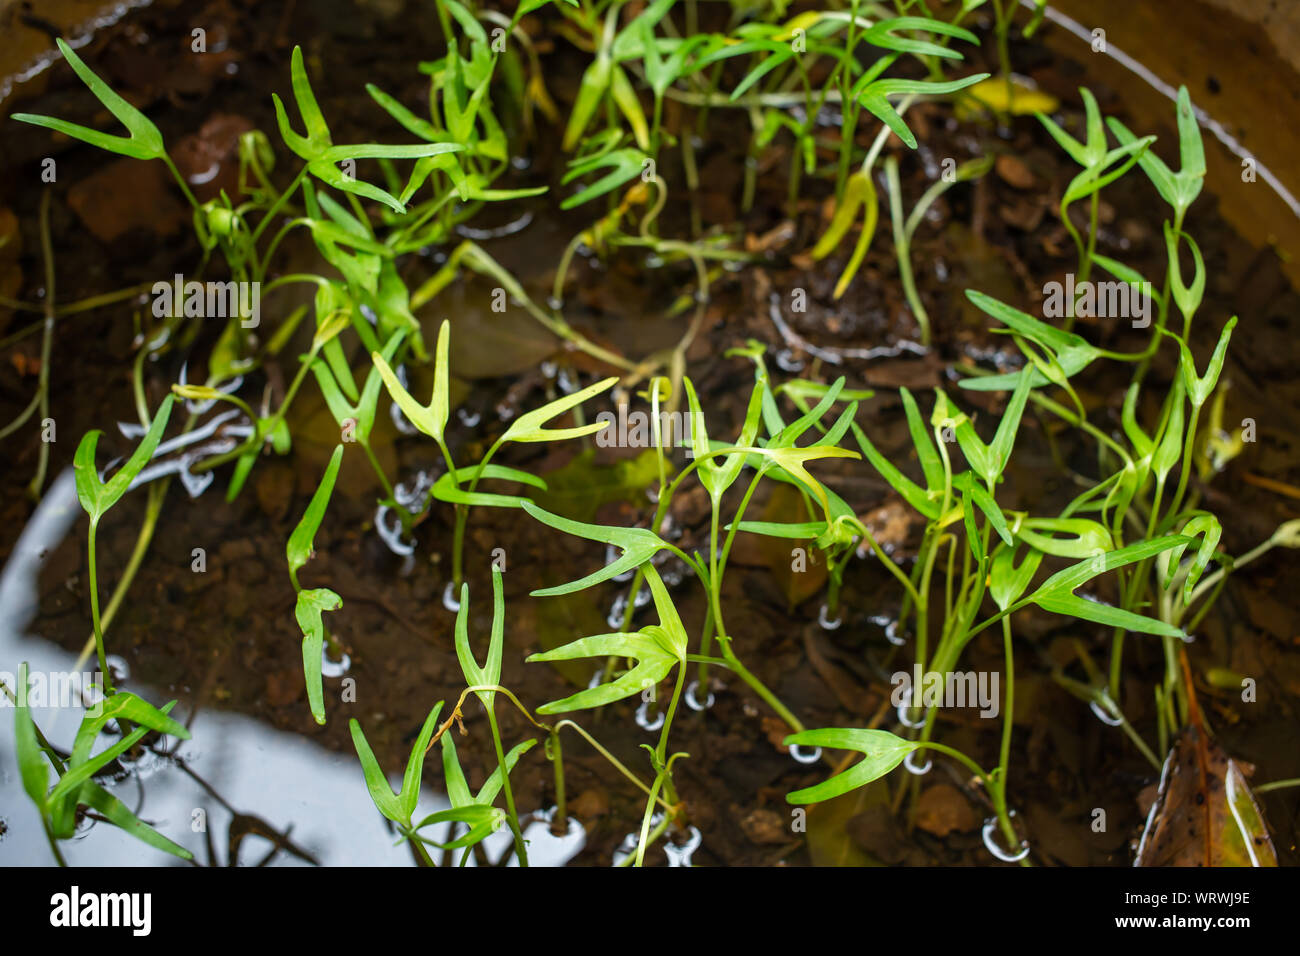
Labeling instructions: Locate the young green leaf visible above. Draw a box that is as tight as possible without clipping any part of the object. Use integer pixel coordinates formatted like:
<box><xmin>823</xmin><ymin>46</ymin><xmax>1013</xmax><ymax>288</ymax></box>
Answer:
<box><xmin>410</xmin><ymin>805</ymin><xmax>506</xmax><ymax>849</ymax></box>
<box><xmin>686</xmin><ymin>375</ymin><xmax>764</xmax><ymax>502</ymax></box>
<box><xmin>1107</xmin><ymin>85</ymin><xmax>1205</xmax><ymax>216</ymax></box>
<box><xmin>296</xmin><ymin>587</ymin><xmax>342</xmax><ymax>725</ymax></box>
<box><xmin>521</xmin><ymin>501</ymin><xmax>671</xmax><ymax>595</ymax></box>
<box><xmin>862</xmin><ymin>17</ymin><xmax>979</xmax><ymax>61</ymax></box>
<box><xmin>527</xmin><ymin>566</ymin><xmax>684</xmax><ymax>713</ymax></box>
<box><xmin>13</xmin><ymin>663</ymin><xmax>49</xmax><ymax>809</ymax></box>
<box><xmin>501</xmin><ymin>377</ymin><xmax>618</xmax><ymax>443</ymax></box>
<box><xmin>989</xmin><ymin>542</ymin><xmax>1044</xmax><ymax>611</ymax></box>
<box><xmin>857</xmin><ymin>73</ymin><xmax>990</xmax><ymax>150</ymax></box>
<box><xmin>851</xmin><ymin>422</ymin><xmax>939</xmax><ymax>519</ymax></box>
<box><xmin>312</xmin><ymin>331</ymin><xmax>405</xmax><ymax>448</ymax></box>
<box><xmin>48</xmin><ymin>700</ymin><xmax>183</xmax><ymax>818</ymax></box>
<box><xmin>79</xmin><ymin>779</ymin><xmax>194</xmax><ymax>860</ymax></box>
<box><xmin>431</xmin><ymin>463</ymin><xmax>547</xmax><ymax>508</ymax></box>
<box><xmin>954</xmin><ymin>373</ymin><xmax>1033</xmax><ymax>487</ymax></box>
<box><xmin>1164</xmin><ymin>223</ymin><xmax>1206</xmax><ymax>325</ymax></box>
<box><xmin>958</xmin><ymin>290</ymin><xmax>1100</xmax><ymax>390</ymax></box>
<box><xmin>562</xmin><ymin>54</ymin><xmax>612</xmax><ymax>151</ymax></box>
<box><xmin>441</xmin><ymin>735</ymin><xmax>537</xmax><ymax>808</ymax></box>
<box><xmin>349</xmin><ymin>701</ymin><xmax>444</xmax><ymax>826</ymax></box>
<box><xmin>1161</xmin><ymin>513</ymin><xmax>1221</xmax><ymax>602</ymax></box>
<box><xmin>1024</xmin><ymin>535</ymin><xmax>1193</xmax><ymax>638</ymax></box>
<box><xmin>1172</xmin><ymin>316</ymin><xmax>1237</xmax><ymax>408</ymax></box>
<box><xmin>455</xmin><ymin>568</ymin><xmax>506</xmax><ymax>709</ymax></box>
<box><xmin>372</xmin><ymin>319</ymin><xmax>451</xmax><ymax>441</ymax></box>
<box><xmin>74</xmin><ymin>395</ymin><xmax>175</xmax><ymax>523</ymax></box>
<box><xmin>783</xmin><ymin>728</ymin><xmax>918</xmax><ymax>803</ymax></box>
<box><xmin>12</xmin><ymin>39</ymin><xmax>166</xmax><ymax>161</ymax></box>
<box><xmin>753</xmin><ymin>445</ymin><xmax>860</xmax><ymax>525</ymax></box>
<box><xmin>287</xmin><ymin>444</ymin><xmax>345</xmax><ymax>589</ymax></box>
<box><xmin>273</xmin><ymin>46</ymin><xmax>463</xmax><ymax>213</ymax></box>
<box><xmin>561</xmin><ymin>148</ymin><xmax>647</xmax><ymax>210</ymax></box>
<box><xmin>1014</xmin><ymin>516</ymin><xmax>1113</xmax><ymax>558</ymax></box>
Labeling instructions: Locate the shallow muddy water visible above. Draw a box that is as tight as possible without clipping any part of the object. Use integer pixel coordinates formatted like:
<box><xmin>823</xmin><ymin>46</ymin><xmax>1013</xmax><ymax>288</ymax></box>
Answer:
<box><xmin>1</xmin><ymin>0</ymin><xmax>1298</xmax><ymax>866</ymax></box>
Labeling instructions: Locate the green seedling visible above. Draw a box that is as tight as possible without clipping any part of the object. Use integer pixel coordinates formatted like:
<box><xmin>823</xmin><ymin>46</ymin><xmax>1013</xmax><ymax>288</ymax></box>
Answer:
<box><xmin>13</xmin><ymin>663</ymin><xmax>194</xmax><ymax>862</ymax></box>
<box><xmin>73</xmin><ymin>395</ymin><xmax>174</xmax><ymax>694</ymax></box>
<box><xmin>1035</xmin><ymin>87</ymin><xmax>1154</xmax><ymax>328</ymax></box>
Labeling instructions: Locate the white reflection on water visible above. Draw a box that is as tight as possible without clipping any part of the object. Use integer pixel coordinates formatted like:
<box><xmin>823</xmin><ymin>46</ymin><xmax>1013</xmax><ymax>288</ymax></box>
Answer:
<box><xmin>0</xmin><ymin>469</ymin><xmax>581</xmax><ymax>866</ymax></box>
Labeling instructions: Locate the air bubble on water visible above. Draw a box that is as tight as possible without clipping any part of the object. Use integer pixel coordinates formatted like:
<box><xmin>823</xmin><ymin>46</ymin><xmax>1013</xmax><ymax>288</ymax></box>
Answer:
<box><xmin>1089</xmin><ymin>699</ymin><xmax>1123</xmax><ymax>727</ymax></box>
<box><xmin>663</xmin><ymin>826</ymin><xmax>701</xmax><ymax>867</ymax></box>
<box><xmin>635</xmin><ymin>699</ymin><xmax>664</xmax><ymax>732</ymax></box>
<box><xmin>612</xmin><ymin>815</ymin><xmax>660</xmax><ymax>866</ymax></box>
<box><xmin>375</xmin><ymin>505</ymin><xmax>415</xmax><ymax>556</ymax></box>
<box><xmin>105</xmin><ymin>655</ymin><xmax>130</xmax><ymax>683</ymax></box>
<box><xmin>634</xmin><ymin>587</ymin><xmax>651</xmax><ymax>609</ymax></box>
<box><xmin>546</xmin><ymin>296</ymin><xmax>564</xmax><ymax>311</ymax></box>
<box><xmin>557</xmin><ymin>369</ymin><xmax>578</xmax><ymax>395</ymax></box>
<box><xmin>442</xmin><ymin>582</ymin><xmax>462</xmax><ymax>614</ymax></box>
<box><xmin>457</xmin><ymin>408</ymin><xmax>482</xmax><ymax>428</ymax></box>
<box><xmin>513</xmin><ymin>807</ymin><xmax>585</xmax><ymax>867</ymax></box>
<box><xmin>790</xmin><ymin>744</ymin><xmax>821</xmax><ymax>765</ymax></box>
<box><xmin>321</xmin><ymin>647</ymin><xmax>351</xmax><ymax>678</ymax></box>
<box><xmin>818</xmin><ymin>604</ymin><xmax>842</xmax><ymax>630</ymax></box>
<box><xmin>456</xmin><ymin>211</ymin><xmax>534</xmax><ymax>241</ymax></box>
<box><xmin>685</xmin><ymin>680</ymin><xmax>715</xmax><ymax>712</ymax></box>
<box><xmin>606</xmin><ymin>594</ymin><xmax>629</xmax><ymax>629</ymax></box>
<box><xmin>897</xmin><ymin>694</ymin><xmax>925</xmax><ymax>728</ymax></box>
<box><xmin>395</xmin><ymin>471</ymin><xmax>433</xmax><ymax>511</ymax></box>
<box><xmin>657</xmin><ymin>513</ymin><xmax>682</xmax><ymax>541</ymax></box>
<box><xmin>775</xmin><ymin>348</ymin><xmax>804</xmax><ymax>373</ymax></box>
<box><xmin>982</xmin><ymin>812</ymin><xmax>1030</xmax><ymax>863</ymax></box>
<box><xmin>390</xmin><ymin>396</ymin><xmax>418</xmax><ymax>435</ymax></box>
<box><xmin>540</xmin><ymin>360</ymin><xmax>558</xmax><ymax>379</ymax></box>
<box><xmin>587</xmin><ymin>668</ymin><xmax>604</xmax><ymax>690</ymax></box>
<box><xmin>870</xmin><ymin>615</ymin><xmax>906</xmax><ymax>646</ymax></box>
<box><xmin>359</xmin><ymin>305</ymin><xmax>379</xmax><ymax>326</ymax></box>
<box><xmin>903</xmin><ymin>749</ymin><xmax>932</xmax><ymax>775</ymax></box>
<box><xmin>645</xmin><ymin>485</ymin><xmax>660</xmax><ymax>504</ymax></box>
<box><xmin>177</xmin><ymin>454</ymin><xmax>216</xmax><ymax>498</ymax></box>
<box><xmin>606</xmin><ymin>545</ymin><xmax>634</xmax><ymax>582</ymax></box>
<box><xmin>610</xmin><ymin>813</ymin><xmax>700</xmax><ymax>867</ymax></box>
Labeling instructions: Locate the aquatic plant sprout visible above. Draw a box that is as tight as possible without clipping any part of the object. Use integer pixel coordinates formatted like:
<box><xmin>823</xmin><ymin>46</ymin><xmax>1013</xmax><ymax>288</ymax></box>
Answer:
<box><xmin>5</xmin><ymin>0</ymin><xmax>1292</xmax><ymax>869</ymax></box>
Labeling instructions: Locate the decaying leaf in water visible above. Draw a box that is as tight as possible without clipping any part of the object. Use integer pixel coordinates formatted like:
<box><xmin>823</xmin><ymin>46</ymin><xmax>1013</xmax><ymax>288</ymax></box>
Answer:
<box><xmin>1134</xmin><ymin>726</ymin><xmax>1277</xmax><ymax>867</ymax></box>
<box><xmin>1135</xmin><ymin>656</ymin><xmax>1277</xmax><ymax>867</ymax></box>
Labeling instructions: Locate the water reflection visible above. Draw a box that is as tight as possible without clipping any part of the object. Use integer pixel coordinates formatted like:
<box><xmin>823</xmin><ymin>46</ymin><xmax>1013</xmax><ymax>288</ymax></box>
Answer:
<box><xmin>0</xmin><ymin>469</ymin><xmax>582</xmax><ymax>866</ymax></box>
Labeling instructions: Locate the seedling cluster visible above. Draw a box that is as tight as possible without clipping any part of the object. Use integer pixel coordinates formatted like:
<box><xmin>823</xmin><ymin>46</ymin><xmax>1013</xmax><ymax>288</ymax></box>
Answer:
<box><xmin>6</xmin><ymin>0</ymin><xmax>1294</xmax><ymax>867</ymax></box>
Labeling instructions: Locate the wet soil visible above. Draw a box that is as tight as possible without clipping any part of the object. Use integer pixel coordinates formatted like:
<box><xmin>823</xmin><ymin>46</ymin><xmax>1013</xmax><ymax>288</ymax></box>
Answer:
<box><xmin>1</xmin><ymin>0</ymin><xmax>1298</xmax><ymax>866</ymax></box>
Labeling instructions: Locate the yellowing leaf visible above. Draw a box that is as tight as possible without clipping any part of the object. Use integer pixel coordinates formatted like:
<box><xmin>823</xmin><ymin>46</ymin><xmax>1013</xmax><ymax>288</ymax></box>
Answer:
<box><xmin>960</xmin><ymin>77</ymin><xmax>1059</xmax><ymax>117</ymax></box>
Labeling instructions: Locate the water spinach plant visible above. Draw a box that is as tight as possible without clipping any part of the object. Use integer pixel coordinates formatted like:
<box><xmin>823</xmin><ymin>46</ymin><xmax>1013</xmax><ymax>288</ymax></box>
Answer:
<box><xmin>7</xmin><ymin>0</ymin><xmax>1293</xmax><ymax>867</ymax></box>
